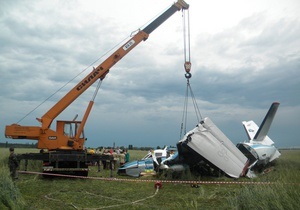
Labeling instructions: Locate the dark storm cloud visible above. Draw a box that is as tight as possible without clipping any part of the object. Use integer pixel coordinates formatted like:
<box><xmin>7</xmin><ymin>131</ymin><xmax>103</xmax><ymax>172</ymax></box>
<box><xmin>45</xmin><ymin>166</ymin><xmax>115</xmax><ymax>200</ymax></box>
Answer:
<box><xmin>193</xmin><ymin>13</ymin><xmax>300</xmax><ymax>109</ymax></box>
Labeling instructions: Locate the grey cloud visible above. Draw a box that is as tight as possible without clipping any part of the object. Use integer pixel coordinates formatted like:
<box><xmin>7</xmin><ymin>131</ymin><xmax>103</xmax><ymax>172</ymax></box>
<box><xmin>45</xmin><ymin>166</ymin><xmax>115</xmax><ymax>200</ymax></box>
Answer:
<box><xmin>1</xmin><ymin>1</ymin><xmax>299</xmax><ymax>148</ymax></box>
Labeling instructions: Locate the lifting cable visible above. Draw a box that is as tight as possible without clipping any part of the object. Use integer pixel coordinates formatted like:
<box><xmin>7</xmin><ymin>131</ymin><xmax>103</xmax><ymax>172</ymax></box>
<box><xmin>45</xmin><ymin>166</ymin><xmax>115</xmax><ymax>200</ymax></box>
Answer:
<box><xmin>91</xmin><ymin>71</ymin><xmax>104</xmax><ymax>102</ymax></box>
<box><xmin>180</xmin><ymin>79</ymin><xmax>203</xmax><ymax>139</ymax></box>
<box><xmin>183</xmin><ymin>8</ymin><xmax>191</xmax><ymax>77</ymax></box>
<box><xmin>180</xmin><ymin>8</ymin><xmax>202</xmax><ymax>139</ymax></box>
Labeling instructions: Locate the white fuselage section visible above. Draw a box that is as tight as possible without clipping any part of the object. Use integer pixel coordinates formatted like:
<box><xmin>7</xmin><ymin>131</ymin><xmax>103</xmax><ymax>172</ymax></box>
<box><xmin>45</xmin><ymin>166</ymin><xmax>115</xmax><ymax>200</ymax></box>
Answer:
<box><xmin>243</xmin><ymin>142</ymin><xmax>280</xmax><ymax>165</ymax></box>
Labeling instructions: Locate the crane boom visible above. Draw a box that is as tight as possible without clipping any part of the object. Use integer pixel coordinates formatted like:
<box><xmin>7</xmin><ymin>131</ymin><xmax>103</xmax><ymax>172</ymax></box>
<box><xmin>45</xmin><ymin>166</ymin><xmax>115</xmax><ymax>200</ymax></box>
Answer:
<box><xmin>5</xmin><ymin>0</ymin><xmax>189</xmax><ymax>151</ymax></box>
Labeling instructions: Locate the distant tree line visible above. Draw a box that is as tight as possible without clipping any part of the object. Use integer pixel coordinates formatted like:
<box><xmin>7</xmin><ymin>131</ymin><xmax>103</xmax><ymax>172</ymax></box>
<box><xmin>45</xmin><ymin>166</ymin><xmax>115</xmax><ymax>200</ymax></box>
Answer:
<box><xmin>0</xmin><ymin>142</ymin><xmax>176</xmax><ymax>151</ymax></box>
<box><xmin>86</xmin><ymin>145</ymin><xmax>176</xmax><ymax>151</ymax></box>
<box><xmin>0</xmin><ymin>142</ymin><xmax>38</xmax><ymax>148</ymax></box>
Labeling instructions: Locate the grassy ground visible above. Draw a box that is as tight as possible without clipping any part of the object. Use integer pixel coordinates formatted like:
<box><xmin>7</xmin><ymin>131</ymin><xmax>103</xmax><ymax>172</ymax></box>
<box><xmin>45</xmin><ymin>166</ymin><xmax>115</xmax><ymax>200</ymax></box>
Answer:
<box><xmin>0</xmin><ymin>148</ymin><xmax>300</xmax><ymax>209</ymax></box>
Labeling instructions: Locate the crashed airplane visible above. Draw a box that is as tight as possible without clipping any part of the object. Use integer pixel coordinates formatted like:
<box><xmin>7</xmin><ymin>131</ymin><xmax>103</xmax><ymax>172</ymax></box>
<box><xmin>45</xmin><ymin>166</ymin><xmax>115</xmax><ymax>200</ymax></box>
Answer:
<box><xmin>160</xmin><ymin>117</ymin><xmax>251</xmax><ymax>178</ymax></box>
<box><xmin>161</xmin><ymin>102</ymin><xmax>281</xmax><ymax>178</ymax></box>
<box><xmin>118</xmin><ymin>102</ymin><xmax>280</xmax><ymax>178</ymax></box>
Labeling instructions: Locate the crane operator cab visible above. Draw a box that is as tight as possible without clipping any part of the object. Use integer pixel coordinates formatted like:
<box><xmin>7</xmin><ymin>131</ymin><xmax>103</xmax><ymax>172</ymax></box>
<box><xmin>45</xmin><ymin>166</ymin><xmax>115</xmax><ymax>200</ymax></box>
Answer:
<box><xmin>56</xmin><ymin>120</ymin><xmax>86</xmax><ymax>149</ymax></box>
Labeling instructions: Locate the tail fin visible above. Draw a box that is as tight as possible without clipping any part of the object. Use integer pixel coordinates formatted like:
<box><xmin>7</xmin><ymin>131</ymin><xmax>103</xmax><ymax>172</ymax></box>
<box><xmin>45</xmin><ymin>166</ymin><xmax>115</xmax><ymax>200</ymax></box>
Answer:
<box><xmin>254</xmin><ymin>102</ymin><xmax>280</xmax><ymax>143</ymax></box>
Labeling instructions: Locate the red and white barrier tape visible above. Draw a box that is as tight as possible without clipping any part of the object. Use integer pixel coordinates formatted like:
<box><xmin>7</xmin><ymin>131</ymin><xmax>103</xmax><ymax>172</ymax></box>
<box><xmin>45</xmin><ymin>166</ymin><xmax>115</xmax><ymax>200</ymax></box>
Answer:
<box><xmin>17</xmin><ymin>170</ymin><xmax>299</xmax><ymax>186</ymax></box>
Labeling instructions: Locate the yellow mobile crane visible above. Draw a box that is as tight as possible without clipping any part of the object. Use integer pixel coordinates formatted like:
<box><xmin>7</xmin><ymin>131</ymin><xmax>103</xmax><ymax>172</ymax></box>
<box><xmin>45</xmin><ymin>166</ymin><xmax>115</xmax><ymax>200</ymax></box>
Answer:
<box><xmin>5</xmin><ymin>0</ymin><xmax>189</xmax><ymax>176</ymax></box>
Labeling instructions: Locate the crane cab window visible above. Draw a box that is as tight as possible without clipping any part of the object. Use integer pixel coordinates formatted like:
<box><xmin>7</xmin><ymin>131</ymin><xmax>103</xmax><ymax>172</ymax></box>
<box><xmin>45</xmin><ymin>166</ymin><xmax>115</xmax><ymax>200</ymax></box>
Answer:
<box><xmin>57</xmin><ymin>121</ymin><xmax>84</xmax><ymax>139</ymax></box>
<box><xmin>64</xmin><ymin>122</ymin><xmax>75</xmax><ymax>138</ymax></box>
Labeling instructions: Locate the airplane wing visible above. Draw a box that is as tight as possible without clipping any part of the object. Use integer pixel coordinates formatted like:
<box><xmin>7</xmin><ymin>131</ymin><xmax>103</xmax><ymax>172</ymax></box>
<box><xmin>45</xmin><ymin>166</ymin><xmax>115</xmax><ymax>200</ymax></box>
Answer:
<box><xmin>254</xmin><ymin>102</ymin><xmax>280</xmax><ymax>143</ymax></box>
<box><xmin>178</xmin><ymin>117</ymin><xmax>249</xmax><ymax>178</ymax></box>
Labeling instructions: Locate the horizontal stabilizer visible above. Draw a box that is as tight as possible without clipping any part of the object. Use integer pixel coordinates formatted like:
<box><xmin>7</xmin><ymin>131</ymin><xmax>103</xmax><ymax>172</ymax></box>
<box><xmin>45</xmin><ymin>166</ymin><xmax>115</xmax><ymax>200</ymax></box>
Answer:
<box><xmin>270</xmin><ymin>149</ymin><xmax>281</xmax><ymax>162</ymax></box>
<box><xmin>242</xmin><ymin>120</ymin><xmax>259</xmax><ymax>141</ymax></box>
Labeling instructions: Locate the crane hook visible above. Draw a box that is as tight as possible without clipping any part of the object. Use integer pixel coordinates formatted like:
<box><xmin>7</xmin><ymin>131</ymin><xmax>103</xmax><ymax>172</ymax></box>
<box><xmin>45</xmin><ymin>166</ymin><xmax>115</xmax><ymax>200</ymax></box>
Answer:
<box><xmin>185</xmin><ymin>72</ymin><xmax>192</xmax><ymax>79</ymax></box>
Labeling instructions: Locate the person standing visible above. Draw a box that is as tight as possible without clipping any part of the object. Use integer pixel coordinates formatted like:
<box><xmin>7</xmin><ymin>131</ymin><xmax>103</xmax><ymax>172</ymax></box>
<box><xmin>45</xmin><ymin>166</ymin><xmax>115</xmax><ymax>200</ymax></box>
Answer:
<box><xmin>8</xmin><ymin>147</ymin><xmax>19</xmax><ymax>180</ymax></box>
<box><xmin>119</xmin><ymin>151</ymin><xmax>125</xmax><ymax>166</ymax></box>
<box><xmin>125</xmin><ymin>149</ymin><xmax>130</xmax><ymax>163</ymax></box>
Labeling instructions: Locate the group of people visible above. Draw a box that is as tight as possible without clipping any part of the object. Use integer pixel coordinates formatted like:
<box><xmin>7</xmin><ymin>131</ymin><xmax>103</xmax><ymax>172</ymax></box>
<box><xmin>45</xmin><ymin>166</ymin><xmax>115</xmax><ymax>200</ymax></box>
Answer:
<box><xmin>88</xmin><ymin>148</ymin><xmax>130</xmax><ymax>170</ymax></box>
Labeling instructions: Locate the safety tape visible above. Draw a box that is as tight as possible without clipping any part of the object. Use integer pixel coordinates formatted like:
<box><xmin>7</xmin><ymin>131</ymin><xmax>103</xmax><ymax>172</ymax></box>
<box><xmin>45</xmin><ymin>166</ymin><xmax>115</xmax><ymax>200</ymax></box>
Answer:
<box><xmin>17</xmin><ymin>170</ymin><xmax>299</xmax><ymax>186</ymax></box>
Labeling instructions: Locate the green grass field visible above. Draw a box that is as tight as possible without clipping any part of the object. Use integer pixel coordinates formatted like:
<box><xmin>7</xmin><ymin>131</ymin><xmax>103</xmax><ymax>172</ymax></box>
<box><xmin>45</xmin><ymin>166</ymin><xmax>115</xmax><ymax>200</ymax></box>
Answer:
<box><xmin>1</xmin><ymin>148</ymin><xmax>300</xmax><ymax>210</ymax></box>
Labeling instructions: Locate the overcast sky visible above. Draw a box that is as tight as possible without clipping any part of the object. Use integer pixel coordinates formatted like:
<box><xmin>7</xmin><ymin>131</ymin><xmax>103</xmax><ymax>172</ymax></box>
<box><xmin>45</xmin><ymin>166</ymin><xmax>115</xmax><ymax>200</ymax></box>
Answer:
<box><xmin>1</xmin><ymin>0</ymin><xmax>299</xmax><ymax>149</ymax></box>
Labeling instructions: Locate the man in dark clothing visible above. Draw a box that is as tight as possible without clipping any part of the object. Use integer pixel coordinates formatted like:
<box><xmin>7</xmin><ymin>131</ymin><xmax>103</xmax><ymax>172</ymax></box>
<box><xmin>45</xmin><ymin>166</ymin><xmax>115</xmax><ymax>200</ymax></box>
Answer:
<box><xmin>8</xmin><ymin>147</ymin><xmax>19</xmax><ymax>180</ymax></box>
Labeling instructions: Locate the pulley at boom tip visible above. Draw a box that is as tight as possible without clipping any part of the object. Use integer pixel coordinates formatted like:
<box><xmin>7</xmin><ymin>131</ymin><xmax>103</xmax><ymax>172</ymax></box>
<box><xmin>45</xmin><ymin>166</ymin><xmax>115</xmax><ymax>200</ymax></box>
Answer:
<box><xmin>184</xmin><ymin>61</ymin><xmax>191</xmax><ymax>73</ymax></box>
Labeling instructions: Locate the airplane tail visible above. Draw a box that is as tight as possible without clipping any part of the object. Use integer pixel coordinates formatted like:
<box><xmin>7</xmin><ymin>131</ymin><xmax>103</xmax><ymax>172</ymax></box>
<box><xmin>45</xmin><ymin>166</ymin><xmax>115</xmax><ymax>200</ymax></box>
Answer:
<box><xmin>243</xmin><ymin>102</ymin><xmax>280</xmax><ymax>146</ymax></box>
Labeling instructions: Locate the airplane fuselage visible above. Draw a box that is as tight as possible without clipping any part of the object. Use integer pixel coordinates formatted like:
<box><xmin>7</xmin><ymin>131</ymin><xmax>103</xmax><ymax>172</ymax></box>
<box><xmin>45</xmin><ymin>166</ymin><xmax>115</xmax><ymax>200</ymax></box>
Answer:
<box><xmin>239</xmin><ymin>142</ymin><xmax>280</xmax><ymax>166</ymax></box>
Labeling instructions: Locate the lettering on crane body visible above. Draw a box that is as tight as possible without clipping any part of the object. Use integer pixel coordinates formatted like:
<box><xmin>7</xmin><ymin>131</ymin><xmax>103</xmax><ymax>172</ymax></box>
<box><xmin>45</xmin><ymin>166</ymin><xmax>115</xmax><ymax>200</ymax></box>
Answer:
<box><xmin>76</xmin><ymin>67</ymin><xmax>103</xmax><ymax>91</ymax></box>
<box><xmin>48</xmin><ymin>136</ymin><xmax>57</xmax><ymax>140</ymax></box>
<box><xmin>123</xmin><ymin>39</ymin><xmax>135</xmax><ymax>51</ymax></box>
